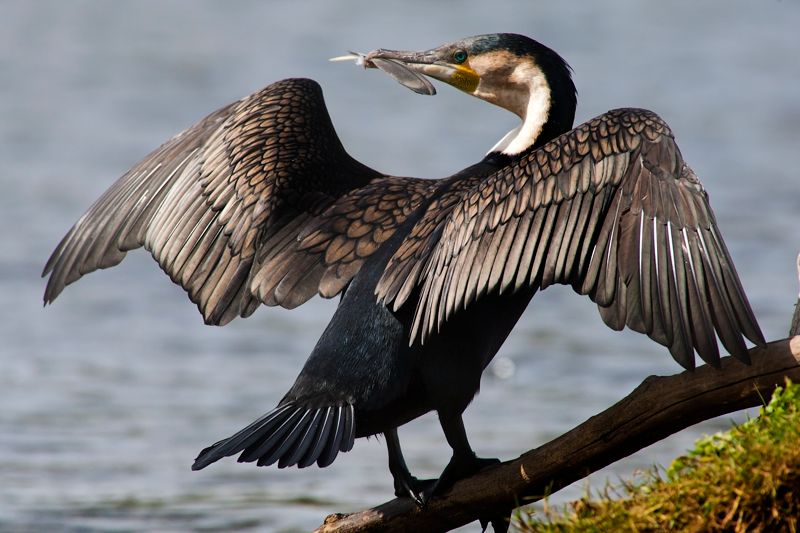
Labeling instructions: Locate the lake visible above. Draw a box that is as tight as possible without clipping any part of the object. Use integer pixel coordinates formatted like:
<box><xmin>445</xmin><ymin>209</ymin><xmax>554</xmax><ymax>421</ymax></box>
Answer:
<box><xmin>2</xmin><ymin>1</ymin><xmax>798</xmax><ymax>531</ymax></box>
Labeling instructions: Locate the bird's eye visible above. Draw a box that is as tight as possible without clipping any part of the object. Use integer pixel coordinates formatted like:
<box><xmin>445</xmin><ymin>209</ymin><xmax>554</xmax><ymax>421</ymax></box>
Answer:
<box><xmin>453</xmin><ymin>50</ymin><xmax>468</xmax><ymax>64</ymax></box>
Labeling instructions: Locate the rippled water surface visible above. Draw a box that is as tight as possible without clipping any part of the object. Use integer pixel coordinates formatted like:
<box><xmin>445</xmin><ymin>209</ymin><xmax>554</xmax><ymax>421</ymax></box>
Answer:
<box><xmin>2</xmin><ymin>1</ymin><xmax>799</xmax><ymax>531</ymax></box>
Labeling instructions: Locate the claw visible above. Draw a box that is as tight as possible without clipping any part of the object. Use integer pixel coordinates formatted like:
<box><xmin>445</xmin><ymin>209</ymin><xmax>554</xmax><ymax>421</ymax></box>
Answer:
<box><xmin>479</xmin><ymin>513</ymin><xmax>510</xmax><ymax>533</ymax></box>
<box><xmin>394</xmin><ymin>476</ymin><xmax>435</xmax><ymax>507</ymax></box>
<box><xmin>495</xmin><ymin>516</ymin><xmax>511</xmax><ymax>533</ymax></box>
<box><xmin>428</xmin><ymin>455</ymin><xmax>501</xmax><ymax>498</ymax></box>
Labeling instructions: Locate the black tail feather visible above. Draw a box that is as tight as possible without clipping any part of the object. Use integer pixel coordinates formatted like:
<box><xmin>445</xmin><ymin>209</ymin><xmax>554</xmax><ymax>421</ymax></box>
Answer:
<box><xmin>342</xmin><ymin>404</ymin><xmax>355</xmax><ymax>452</ymax></box>
<box><xmin>191</xmin><ymin>401</ymin><xmax>355</xmax><ymax>471</ymax></box>
<box><xmin>247</xmin><ymin>408</ymin><xmax>304</xmax><ymax>465</ymax></box>
<box><xmin>262</xmin><ymin>409</ymin><xmax>313</xmax><ymax>467</ymax></box>
<box><xmin>317</xmin><ymin>404</ymin><xmax>354</xmax><ymax>467</ymax></box>
<box><xmin>317</xmin><ymin>407</ymin><xmax>344</xmax><ymax>468</ymax></box>
<box><xmin>191</xmin><ymin>403</ymin><xmax>294</xmax><ymax>470</ymax></box>
<box><xmin>298</xmin><ymin>406</ymin><xmax>335</xmax><ymax>468</ymax></box>
<box><xmin>282</xmin><ymin>409</ymin><xmax>324</xmax><ymax>468</ymax></box>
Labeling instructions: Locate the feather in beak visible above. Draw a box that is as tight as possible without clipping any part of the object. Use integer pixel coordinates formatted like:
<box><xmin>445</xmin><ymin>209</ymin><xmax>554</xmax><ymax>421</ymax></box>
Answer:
<box><xmin>330</xmin><ymin>51</ymin><xmax>436</xmax><ymax>95</ymax></box>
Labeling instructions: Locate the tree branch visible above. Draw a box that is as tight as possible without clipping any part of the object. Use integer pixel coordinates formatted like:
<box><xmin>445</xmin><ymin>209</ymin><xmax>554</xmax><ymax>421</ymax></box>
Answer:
<box><xmin>315</xmin><ymin>336</ymin><xmax>800</xmax><ymax>532</ymax></box>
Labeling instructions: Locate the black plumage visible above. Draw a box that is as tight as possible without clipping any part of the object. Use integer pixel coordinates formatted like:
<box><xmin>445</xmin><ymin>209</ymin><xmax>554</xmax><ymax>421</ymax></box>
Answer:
<box><xmin>43</xmin><ymin>33</ymin><xmax>764</xmax><ymax>523</ymax></box>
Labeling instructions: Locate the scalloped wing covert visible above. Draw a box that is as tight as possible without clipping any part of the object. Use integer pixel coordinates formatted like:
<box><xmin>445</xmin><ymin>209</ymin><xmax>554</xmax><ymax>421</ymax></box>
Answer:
<box><xmin>247</xmin><ymin>176</ymin><xmax>437</xmax><ymax>309</ymax></box>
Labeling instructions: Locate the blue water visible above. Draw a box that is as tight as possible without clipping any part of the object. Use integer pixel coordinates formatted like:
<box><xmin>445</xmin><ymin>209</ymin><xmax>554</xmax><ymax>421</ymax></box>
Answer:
<box><xmin>2</xmin><ymin>1</ymin><xmax>799</xmax><ymax>531</ymax></box>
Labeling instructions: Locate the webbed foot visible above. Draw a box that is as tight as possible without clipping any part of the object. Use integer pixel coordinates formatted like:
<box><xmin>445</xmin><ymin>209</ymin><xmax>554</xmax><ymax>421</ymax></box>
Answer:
<box><xmin>425</xmin><ymin>454</ymin><xmax>500</xmax><ymax>499</ymax></box>
<box><xmin>424</xmin><ymin>454</ymin><xmax>508</xmax><ymax>532</ymax></box>
<box><xmin>393</xmin><ymin>474</ymin><xmax>436</xmax><ymax>507</ymax></box>
<box><xmin>479</xmin><ymin>511</ymin><xmax>511</xmax><ymax>533</ymax></box>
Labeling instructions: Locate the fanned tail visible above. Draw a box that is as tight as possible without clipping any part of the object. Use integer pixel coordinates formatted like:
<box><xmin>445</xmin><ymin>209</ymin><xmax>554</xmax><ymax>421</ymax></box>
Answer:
<box><xmin>192</xmin><ymin>401</ymin><xmax>355</xmax><ymax>470</ymax></box>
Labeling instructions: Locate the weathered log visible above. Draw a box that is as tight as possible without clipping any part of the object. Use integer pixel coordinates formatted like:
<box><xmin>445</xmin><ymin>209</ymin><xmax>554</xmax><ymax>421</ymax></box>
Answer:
<box><xmin>316</xmin><ymin>336</ymin><xmax>800</xmax><ymax>532</ymax></box>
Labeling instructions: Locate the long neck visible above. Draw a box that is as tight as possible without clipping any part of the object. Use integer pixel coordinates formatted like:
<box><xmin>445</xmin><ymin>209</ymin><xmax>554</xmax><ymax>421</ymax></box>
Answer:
<box><xmin>487</xmin><ymin>61</ymin><xmax>577</xmax><ymax>157</ymax></box>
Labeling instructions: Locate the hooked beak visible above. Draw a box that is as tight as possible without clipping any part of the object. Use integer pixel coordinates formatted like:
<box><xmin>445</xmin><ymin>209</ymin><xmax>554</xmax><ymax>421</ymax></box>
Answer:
<box><xmin>364</xmin><ymin>48</ymin><xmax>480</xmax><ymax>95</ymax></box>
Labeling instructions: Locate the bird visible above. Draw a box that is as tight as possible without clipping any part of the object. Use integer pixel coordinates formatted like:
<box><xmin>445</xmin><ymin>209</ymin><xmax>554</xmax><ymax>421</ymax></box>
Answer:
<box><xmin>43</xmin><ymin>32</ymin><xmax>765</xmax><ymax>522</ymax></box>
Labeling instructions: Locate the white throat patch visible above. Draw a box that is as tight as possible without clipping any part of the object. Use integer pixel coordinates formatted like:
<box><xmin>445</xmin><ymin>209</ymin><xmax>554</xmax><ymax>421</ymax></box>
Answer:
<box><xmin>488</xmin><ymin>65</ymin><xmax>552</xmax><ymax>156</ymax></box>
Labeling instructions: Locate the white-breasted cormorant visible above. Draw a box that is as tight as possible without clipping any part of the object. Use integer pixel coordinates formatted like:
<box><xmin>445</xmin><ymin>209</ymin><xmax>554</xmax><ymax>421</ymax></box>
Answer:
<box><xmin>43</xmin><ymin>33</ymin><xmax>765</xmax><ymax>523</ymax></box>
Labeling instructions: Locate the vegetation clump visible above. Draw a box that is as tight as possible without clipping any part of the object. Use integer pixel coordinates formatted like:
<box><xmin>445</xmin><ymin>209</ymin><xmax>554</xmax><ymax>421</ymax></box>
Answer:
<box><xmin>520</xmin><ymin>380</ymin><xmax>800</xmax><ymax>532</ymax></box>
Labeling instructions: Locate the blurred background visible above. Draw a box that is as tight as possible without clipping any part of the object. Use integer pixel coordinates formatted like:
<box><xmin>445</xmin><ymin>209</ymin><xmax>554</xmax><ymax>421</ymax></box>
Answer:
<box><xmin>2</xmin><ymin>1</ymin><xmax>798</xmax><ymax>531</ymax></box>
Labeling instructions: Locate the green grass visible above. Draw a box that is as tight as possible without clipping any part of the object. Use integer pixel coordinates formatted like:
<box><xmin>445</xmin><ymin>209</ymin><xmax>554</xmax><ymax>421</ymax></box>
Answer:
<box><xmin>518</xmin><ymin>380</ymin><xmax>800</xmax><ymax>533</ymax></box>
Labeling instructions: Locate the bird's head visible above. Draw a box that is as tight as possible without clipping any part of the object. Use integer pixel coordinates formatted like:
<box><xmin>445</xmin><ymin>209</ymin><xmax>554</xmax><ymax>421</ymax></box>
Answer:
<box><xmin>366</xmin><ymin>33</ymin><xmax>577</xmax><ymax>155</ymax></box>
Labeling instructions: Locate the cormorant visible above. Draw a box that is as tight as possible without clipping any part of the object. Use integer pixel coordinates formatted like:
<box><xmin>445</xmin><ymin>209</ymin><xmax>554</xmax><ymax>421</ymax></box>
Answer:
<box><xmin>43</xmin><ymin>33</ymin><xmax>764</xmax><ymax>521</ymax></box>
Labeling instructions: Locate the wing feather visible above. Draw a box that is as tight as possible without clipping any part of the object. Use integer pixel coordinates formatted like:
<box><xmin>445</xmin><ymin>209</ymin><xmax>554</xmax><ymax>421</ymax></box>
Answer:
<box><xmin>499</xmin><ymin>210</ymin><xmax>534</xmax><ymax>293</ymax></box>
<box><xmin>514</xmin><ymin>208</ymin><xmax>546</xmax><ymax>292</ymax></box>
<box><xmin>43</xmin><ymin>78</ymin><xmax>388</xmax><ymax>323</ymax></box>
<box><xmin>378</xmin><ymin>108</ymin><xmax>763</xmax><ymax>367</ymax></box>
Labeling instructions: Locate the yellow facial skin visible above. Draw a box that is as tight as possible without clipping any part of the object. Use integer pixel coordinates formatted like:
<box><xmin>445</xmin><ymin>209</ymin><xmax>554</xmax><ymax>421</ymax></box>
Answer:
<box><xmin>411</xmin><ymin>61</ymin><xmax>479</xmax><ymax>95</ymax></box>
<box><xmin>448</xmin><ymin>63</ymin><xmax>480</xmax><ymax>93</ymax></box>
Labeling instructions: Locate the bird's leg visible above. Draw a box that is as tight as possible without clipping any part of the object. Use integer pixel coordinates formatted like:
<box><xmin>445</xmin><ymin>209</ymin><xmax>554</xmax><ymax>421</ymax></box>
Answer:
<box><xmin>385</xmin><ymin>428</ymin><xmax>434</xmax><ymax>506</ymax></box>
<box><xmin>428</xmin><ymin>411</ymin><xmax>500</xmax><ymax>497</ymax></box>
<box><xmin>427</xmin><ymin>411</ymin><xmax>509</xmax><ymax>532</ymax></box>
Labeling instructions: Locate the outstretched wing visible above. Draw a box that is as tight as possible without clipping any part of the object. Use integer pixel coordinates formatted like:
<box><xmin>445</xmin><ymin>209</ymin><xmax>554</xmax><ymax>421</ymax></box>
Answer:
<box><xmin>43</xmin><ymin>78</ymin><xmax>383</xmax><ymax>324</ymax></box>
<box><xmin>377</xmin><ymin>108</ymin><xmax>764</xmax><ymax>369</ymax></box>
